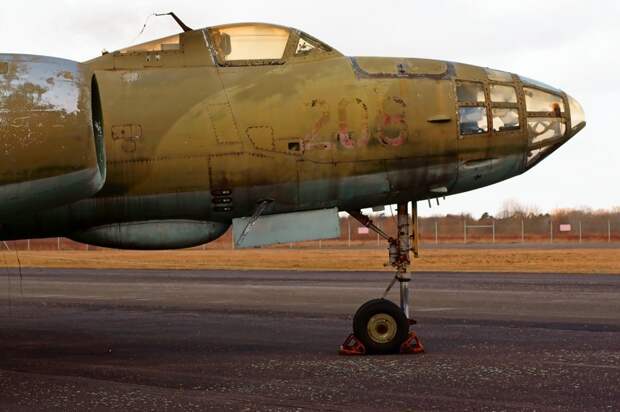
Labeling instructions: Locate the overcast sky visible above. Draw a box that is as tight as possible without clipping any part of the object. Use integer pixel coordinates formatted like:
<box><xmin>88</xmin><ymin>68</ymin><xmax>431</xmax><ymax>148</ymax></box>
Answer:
<box><xmin>2</xmin><ymin>1</ymin><xmax>618</xmax><ymax>217</ymax></box>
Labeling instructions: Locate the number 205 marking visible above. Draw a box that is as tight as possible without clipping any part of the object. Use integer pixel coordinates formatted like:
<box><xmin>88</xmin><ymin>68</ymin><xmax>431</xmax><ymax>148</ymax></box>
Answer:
<box><xmin>306</xmin><ymin>96</ymin><xmax>408</xmax><ymax>150</ymax></box>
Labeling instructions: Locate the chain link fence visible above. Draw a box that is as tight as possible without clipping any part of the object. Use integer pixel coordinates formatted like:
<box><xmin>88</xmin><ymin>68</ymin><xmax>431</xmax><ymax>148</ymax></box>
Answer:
<box><xmin>4</xmin><ymin>213</ymin><xmax>618</xmax><ymax>251</ymax></box>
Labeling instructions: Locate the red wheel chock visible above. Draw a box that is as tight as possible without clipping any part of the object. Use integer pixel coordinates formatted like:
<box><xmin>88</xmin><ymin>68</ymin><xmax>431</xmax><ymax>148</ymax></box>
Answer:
<box><xmin>400</xmin><ymin>331</ymin><xmax>425</xmax><ymax>354</ymax></box>
<box><xmin>338</xmin><ymin>332</ymin><xmax>425</xmax><ymax>356</ymax></box>
<box><xmin>338</xmin><ymin>333</ymin><xmax>366</xmax><ymax>356</ymax></box>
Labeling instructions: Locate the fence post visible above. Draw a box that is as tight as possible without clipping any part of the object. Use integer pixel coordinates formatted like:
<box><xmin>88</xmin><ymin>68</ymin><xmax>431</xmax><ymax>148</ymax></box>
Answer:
<box><xmin>521</xmin><ymin>219</ymin><xmax>525</xmax><ymax>243</ymax></box>
<box><xmin>492</xmin><ymin>220</ymin><xmax>496</xmax><ymax>244</ymax></box>
<box><xmin>609</xmin><ymin>220</ymin><xmax>612</xmax><ymax>243</ymax></box>
<box><xmin>57</xmin><ymin>237</ymin><xmax>61</xmax><ymax>250</ymax></box>
<box><xmin>347</xmin><ymin>218</ymin><xmax>351</xmax><ymax>248</ymax></box>
<box><xmin>550</xmin><ymin>221</ymin><xmax>553</xmax><ymax>243</ymax></box>
<box><xmin>579</xmin><ymin>221</ymin><xmax>582</xmax><ymax>244</ymax></box>
<box><xmin>435</xmin><ymin>220</ymin><xmax>438</xmax><ymax>245</ymax></box>
<box><xmin>464</xmin><ymin>221</ymin><xmax>467</xmax><ymax>244</ymax></box>
<box><xmin>27</xmin><ymin>238</ymin><xmax>31</xmax><ymax>251</ymax></box>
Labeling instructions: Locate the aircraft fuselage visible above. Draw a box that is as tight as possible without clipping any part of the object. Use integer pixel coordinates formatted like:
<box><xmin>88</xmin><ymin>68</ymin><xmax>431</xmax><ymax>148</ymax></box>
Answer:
<box><xmin>0</xmin><ymin>23</ymin><xmax>585</xmax><ymax>244</ymax></box>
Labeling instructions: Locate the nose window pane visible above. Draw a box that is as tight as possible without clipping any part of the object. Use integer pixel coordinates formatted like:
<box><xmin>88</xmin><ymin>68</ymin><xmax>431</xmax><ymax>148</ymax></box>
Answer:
<box><xmin>524</xmin><ymin>88</ymin><xmax>565</xmax><ymax>114</ymax></box>
<box><xmin>492</xmin><ymin>108</ymin><xmax>520</xmax><ymax>132</ymax></box>
<box><xmin>568</xmin><ymin>95</ymin><xmax>586</xmax><ymax>128</ymax></box>
<box><xmin>486</xmin><ymin>68</ymin><xmax>513</xmax><ymax>82</ymax></box>
<box><xmin>490</xmin><ymin>85</ymin><xmax>517</xmax><ymax>103</ymax></box>
<box><xmin>457</xmin><ymin>82</ymin><xmax>485</xmax><ymax>103</ymax></box>
<box><xmin>459</xmin><ymin>107</ymin><xmax>488</xmax><ymax>135</ymax></box>
<box><xmin>527</xmin><ymin>118</ymin><xmax>566</xmax><ymax>145</ymax></box>
<box><xmin>527</xmin><ymin>147</ymin><xmax>549</xmax><ymax>164</ymax></box>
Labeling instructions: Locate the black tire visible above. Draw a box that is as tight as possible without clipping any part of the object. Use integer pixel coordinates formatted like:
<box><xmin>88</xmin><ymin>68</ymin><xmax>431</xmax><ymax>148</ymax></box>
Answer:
<box><xmin>352</xmin><ymin>298</ymin><xmax>409</xmax><ymax>355</ymax></box>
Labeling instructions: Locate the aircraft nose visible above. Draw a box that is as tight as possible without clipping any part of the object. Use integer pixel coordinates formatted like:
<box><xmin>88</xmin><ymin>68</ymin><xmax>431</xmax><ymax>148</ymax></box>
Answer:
<box><xmin>567</xmin><ymin>93</ymin><xmax>586</xmax><ymax>135</ymax></box>
<box><xmin>521</xmin><ymin>83</ymin><xmax>586</xmax><ymax>169</ymax></box>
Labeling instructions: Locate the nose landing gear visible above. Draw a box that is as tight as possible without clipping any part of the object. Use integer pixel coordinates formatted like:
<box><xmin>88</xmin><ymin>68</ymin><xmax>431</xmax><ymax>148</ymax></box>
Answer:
<box><xmin>339</xmin><ymin>202</ymin><xmax>424</xmax><ymax>356</ymax></box>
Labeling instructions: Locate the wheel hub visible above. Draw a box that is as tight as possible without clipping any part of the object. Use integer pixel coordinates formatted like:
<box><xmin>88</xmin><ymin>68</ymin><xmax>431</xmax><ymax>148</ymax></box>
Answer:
<box><xmin>367</xmin><ymin>313</ymin><xmax>397</xmax><ymax>344</ymax></box>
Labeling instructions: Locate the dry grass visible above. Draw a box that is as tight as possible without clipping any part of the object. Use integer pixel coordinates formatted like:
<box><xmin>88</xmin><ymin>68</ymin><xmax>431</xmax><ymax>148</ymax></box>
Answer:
<box><xmin>0</xmin><ymin>248</ymin><xmax>618</xmax><ymax>274</ymax></box>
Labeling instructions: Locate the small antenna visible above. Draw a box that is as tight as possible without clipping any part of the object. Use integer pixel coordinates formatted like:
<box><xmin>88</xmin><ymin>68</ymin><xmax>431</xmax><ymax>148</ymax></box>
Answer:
<box><xmin>155</xmin><ymin>12</ymin><xmax>193</xmax><ymax>32</ymax></box>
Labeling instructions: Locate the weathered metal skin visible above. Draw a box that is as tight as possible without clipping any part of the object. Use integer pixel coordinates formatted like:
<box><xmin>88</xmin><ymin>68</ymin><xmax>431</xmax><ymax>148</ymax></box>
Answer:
<box><xmin>0</xmin><ymin>24</ymin><xmax>585</xmax><ymax>247</ymax></box>
<box><xmin>69</xmin><ymin>220</ymin><xmax>230</xmax><ymax>250</ymax></box>
<box><xmin>0</xmin><ymin>54</ymin><xmax>105</xmax><ymax>218</ymax></box>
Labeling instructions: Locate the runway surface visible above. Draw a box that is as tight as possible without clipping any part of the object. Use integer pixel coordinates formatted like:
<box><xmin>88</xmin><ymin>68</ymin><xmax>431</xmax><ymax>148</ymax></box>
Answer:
<box><xmin>1</xmin><ymin>268</ymin><xmax>619</xmax><ymax>411</ymax></box>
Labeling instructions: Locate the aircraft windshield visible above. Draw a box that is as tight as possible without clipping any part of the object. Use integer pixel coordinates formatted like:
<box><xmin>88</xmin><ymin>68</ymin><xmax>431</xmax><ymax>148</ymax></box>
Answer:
<box><xmin>210</xmin><ymin>24</ymin><xmax>290</xmax><ymax>63</ymax></box>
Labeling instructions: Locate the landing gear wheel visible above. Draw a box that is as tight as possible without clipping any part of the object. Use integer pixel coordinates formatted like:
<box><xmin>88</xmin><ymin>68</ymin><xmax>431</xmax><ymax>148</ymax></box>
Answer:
<box><xmin>339</xmin><ymin>204</ymin><xmax>425</xmax><ymax>356</ymax></box>
<box><xmin>353</xmin><ymin>299</ymin><xmax>409</xmax><ymax>355</ymax></box>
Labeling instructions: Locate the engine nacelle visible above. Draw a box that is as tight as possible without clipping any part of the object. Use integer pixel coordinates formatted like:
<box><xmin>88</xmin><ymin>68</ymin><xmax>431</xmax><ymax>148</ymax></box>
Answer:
<box><xmin>69</xmin><ymin>220</ymin><xmax>230</xmax><ymax>250</ymax></box>
<box><xmin>0</xmin><ymin>54</ymin><xmax>106</xmax><ymax>219</ymax></box>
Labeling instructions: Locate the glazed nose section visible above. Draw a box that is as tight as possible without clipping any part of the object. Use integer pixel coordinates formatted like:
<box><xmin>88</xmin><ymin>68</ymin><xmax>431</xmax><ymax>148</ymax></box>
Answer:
<box><xmin>521</xmin><ymin>81</ymin><xmax>587</xmax><ymax>169</ymax></box>
<box><xmin>567</xmin><ymin>93</ymin><xmax>586</xmax><ymax>135</ymax></box>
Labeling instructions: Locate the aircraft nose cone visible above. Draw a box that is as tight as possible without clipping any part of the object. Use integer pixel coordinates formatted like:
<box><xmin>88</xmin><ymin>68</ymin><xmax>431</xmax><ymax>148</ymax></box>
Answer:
<box><xmin>567</xmin><ymin>93</ymin><xmax>586</xmax><ymax>135</ymax></box>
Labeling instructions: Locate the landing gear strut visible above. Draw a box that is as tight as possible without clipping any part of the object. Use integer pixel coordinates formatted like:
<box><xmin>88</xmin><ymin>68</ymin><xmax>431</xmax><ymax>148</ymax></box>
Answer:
<box><xmin>339</xmin><ymin>202</ymin><xmax>424</xmax><ymax>355</ymax></box>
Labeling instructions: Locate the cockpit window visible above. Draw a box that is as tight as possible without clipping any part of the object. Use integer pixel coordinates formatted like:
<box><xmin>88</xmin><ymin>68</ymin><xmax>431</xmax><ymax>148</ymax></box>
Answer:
<box><xmin>524</xmin><ymin>88</ymin><xmax>565</xmax><ymax>114</ymax></box>
<box><xmin>209</xmin><ymin>24</ymin><xmax>290</xmax><ymax>64</ymax></box>
<box><xmin>294</xmin><ymin>32</ymin><xmax>332</xmax><ymax>56</ymax></box>
<box><xmin>296</xmin><ymin>37</ymin><xmax>316</xmax><ymax>54</ymax></box>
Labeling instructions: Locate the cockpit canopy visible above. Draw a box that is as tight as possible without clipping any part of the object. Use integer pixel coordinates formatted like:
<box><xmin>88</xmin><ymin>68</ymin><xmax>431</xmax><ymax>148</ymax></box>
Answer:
<box><xmin>117</xmin><ymin>22</ymin><xmax>339</xmax><ymax>66</ymax></box>
<box><xmin>211</xmin><ymin>24</ymin><xmax>290</xmax><ymax>62</ymax></box>
<box><xmin>207</xmin><ymin>23</ymin><xmax>336</xmax><ymax>65</ymax></box>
